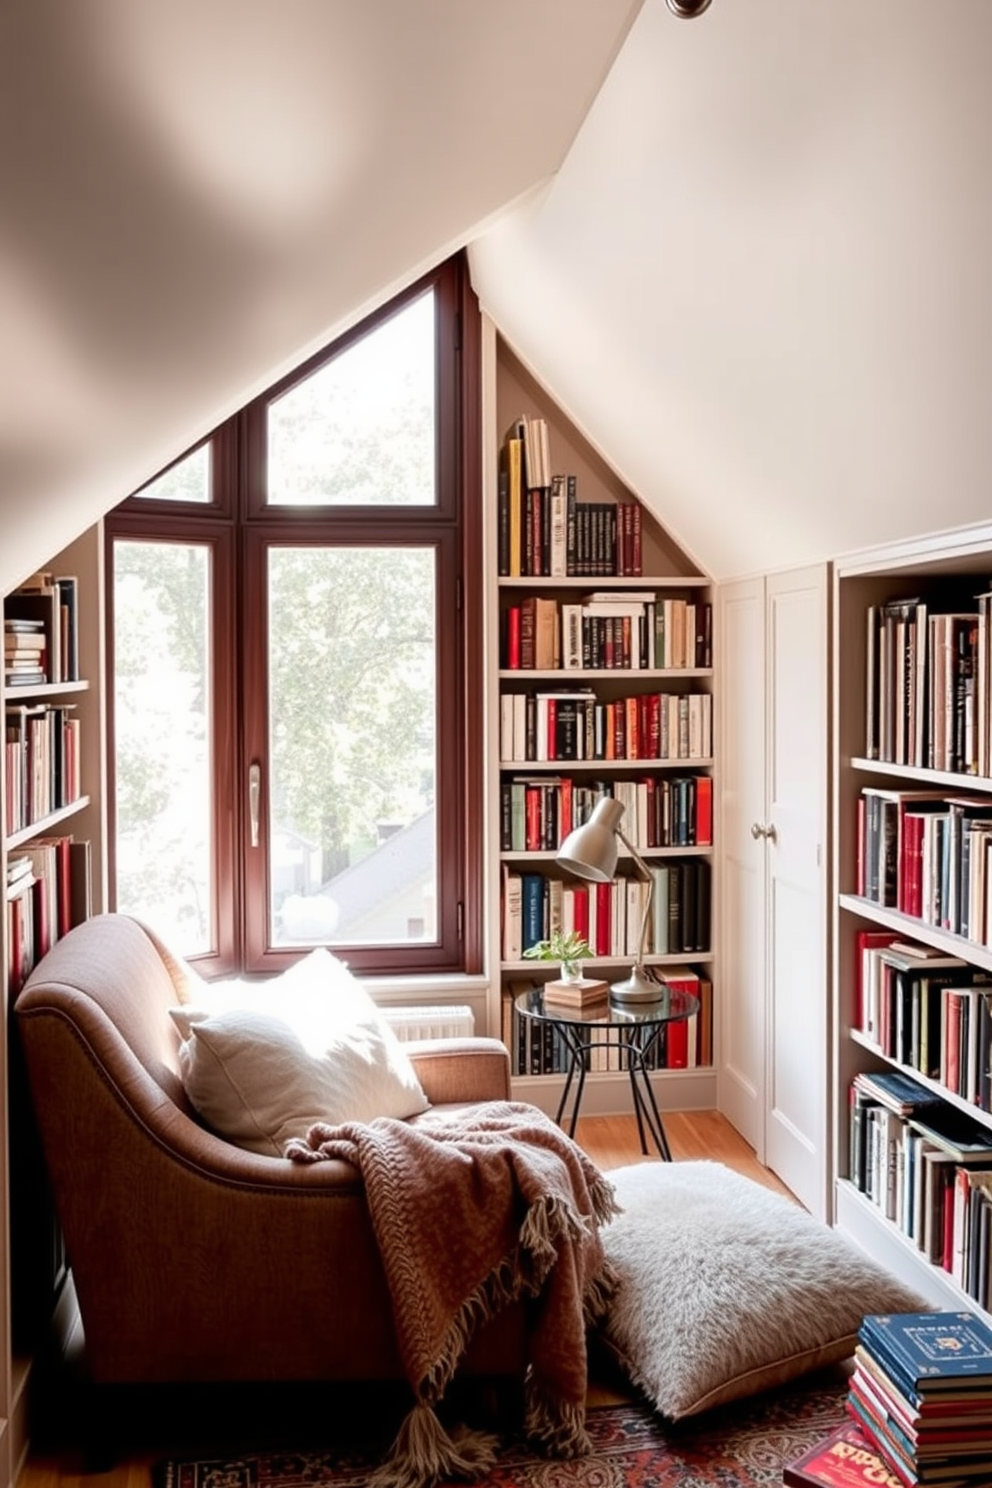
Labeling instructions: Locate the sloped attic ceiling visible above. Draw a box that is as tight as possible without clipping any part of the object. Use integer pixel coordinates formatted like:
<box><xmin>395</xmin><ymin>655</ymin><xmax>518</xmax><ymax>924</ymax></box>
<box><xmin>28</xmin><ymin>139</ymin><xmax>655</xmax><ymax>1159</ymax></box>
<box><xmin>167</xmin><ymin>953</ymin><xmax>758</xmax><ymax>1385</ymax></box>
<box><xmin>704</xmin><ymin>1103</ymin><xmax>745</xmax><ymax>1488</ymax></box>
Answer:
<box><xmin>471</xmin><ymin>0</ymin><xmax>992</xmax><ymax>582</ymax></box>
<box><xmin>2</xmin><ymin>0</ymin><xmax>990</xmax><ymax>594</ymax></box>
<box><xmin>0</xmin><ymin>0</ymin><xmax>641</xmax><ymax>594</ymax></box>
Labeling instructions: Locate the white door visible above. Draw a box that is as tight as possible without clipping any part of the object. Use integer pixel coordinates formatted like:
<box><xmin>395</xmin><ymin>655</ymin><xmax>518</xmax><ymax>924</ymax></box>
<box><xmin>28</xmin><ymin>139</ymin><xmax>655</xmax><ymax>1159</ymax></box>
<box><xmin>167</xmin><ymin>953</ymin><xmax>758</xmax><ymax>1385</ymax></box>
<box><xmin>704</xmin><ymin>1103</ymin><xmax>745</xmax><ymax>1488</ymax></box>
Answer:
<box><xmin>718</xmin><ymin>566</ymin><xmax>829</xmax><ymax>1217</ymax></box>
<box><xmin>763</xmin><ymin>566</ymin><xmax>829</xmax><ymax>1219</ymax></box>
<box><xmin>718</xmin><ymin>579</ymin><xmax>767</xmax><ymax>1154</ymax></box>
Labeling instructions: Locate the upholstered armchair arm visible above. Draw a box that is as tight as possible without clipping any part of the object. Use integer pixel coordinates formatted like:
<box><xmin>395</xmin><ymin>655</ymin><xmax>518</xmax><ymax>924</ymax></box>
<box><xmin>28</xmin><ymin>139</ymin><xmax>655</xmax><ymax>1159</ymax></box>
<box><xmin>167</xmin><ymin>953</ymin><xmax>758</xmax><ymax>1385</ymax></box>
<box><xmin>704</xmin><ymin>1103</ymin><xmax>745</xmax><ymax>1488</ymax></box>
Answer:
<box><xmin>405</xmin><ymin>1036</ymin><xmax>511</xmax><ymax>1104</ymax></box>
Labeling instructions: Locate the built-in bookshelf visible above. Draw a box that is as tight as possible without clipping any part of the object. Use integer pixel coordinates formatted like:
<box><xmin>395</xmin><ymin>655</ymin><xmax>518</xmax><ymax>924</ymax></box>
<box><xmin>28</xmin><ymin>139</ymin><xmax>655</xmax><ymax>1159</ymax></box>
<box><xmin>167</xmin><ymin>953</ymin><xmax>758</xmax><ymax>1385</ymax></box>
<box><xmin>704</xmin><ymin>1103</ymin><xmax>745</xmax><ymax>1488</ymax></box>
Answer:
<box><xmin>833</xmin><ymin>523</ymin><xmax>992</xmax><ymax>1322</ymax></box>
<box><xmin>485</xmin><ymin>329</ymin><xmax>716</xmax><ymax>1111</ymax></box>
<box><xmin>1</xmin><ymin>525</ymin><xmax>105</xmax><ymax>1488</ymax></box>
<box><xmin>4</xmin><ymin>569</ymin><xmax>95</xmax><ymax>1000</ymax></box>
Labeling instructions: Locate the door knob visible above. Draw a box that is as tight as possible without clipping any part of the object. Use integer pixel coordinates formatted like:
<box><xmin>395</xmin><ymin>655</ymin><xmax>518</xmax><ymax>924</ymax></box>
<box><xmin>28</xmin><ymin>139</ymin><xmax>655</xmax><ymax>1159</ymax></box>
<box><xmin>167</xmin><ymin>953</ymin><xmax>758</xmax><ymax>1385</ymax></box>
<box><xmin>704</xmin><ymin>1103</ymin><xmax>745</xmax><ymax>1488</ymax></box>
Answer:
<box><xmin>751</xmin><ymin>822</ymin><xmax>764</xmax><ymax>840</ymax></box>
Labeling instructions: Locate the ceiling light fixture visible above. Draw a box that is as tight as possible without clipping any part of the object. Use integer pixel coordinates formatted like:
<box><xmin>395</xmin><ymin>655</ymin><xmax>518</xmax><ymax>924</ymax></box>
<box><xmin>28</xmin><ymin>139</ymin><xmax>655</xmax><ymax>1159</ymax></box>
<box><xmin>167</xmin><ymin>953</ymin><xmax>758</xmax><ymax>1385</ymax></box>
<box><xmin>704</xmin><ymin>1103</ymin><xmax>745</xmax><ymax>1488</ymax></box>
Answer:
<box><xmin>665</xmin><ymin>0</ymin><xmax>712</xmax><ymax>16</ymax></box>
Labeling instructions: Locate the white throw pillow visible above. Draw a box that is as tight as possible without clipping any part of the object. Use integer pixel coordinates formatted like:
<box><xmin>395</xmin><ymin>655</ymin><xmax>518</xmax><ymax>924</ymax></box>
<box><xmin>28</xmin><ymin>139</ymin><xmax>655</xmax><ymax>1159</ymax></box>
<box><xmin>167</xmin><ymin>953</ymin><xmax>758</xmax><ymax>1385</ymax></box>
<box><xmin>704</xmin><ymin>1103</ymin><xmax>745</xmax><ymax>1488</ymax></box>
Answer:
<box><xmin>598</xmin><ymin>1161</ymin><xmax>928</xmax><ymax>1420</ymax></box>
<box><xmin>172</xmin><ymin>944</ymin><xmax>361</xmax><ymax>1022</ymax></box>
<box><xmin>171</xmin><ymin>949</ymin><xmax>429</xmax><ymax>1155</ymax></box>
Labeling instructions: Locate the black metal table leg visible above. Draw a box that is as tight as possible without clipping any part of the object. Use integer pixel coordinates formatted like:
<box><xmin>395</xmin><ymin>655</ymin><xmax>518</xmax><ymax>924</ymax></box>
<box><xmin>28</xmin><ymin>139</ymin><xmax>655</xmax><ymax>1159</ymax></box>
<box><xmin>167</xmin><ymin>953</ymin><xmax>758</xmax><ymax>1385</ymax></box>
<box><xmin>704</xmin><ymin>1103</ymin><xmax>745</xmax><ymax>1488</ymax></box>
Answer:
<box><xmin>553</xmin><ymin>1026</ymin><xmax>590</xmax><ymax>1137</ymax></box>
<box><xmin>554</xmin><ymin>1045</ymin><xmax>579</xmax><ymax>1128</ymax></box>
<box><xmin>628</xmin><ymin>1050</ymin><xmax>672</xmax><ymax>1160</ymax></box>
<box><xmin>623</xmin><ymin>1033</ymin><xmax>649</xmax><ymax>1154</ymax></box>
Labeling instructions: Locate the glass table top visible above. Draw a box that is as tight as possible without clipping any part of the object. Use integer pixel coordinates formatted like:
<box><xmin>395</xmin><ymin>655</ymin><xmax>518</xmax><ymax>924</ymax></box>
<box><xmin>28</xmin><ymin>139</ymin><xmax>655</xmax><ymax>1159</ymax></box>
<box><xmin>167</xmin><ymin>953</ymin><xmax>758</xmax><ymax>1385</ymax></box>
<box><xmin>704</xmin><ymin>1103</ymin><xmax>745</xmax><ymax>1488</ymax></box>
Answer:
<box><xmin>514</xmin><ymin>983</ymin><xmax>700</xmax><ymax>1029</ymax></box>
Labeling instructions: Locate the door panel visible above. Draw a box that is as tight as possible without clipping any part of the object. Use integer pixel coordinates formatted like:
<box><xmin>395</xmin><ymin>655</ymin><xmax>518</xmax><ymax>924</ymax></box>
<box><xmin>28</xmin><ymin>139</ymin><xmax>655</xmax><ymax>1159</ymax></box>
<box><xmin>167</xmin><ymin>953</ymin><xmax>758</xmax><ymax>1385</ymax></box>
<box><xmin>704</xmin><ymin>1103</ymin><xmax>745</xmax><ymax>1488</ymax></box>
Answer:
<box><xmin>765</xmin><ymin>566</ymin><xmax>829</xmax><ymax>1218</ymax></box>
<box><xmin>718</xmin><ymin>566</ymin><xmax>829</xmax><ymax>1213</ymax></box>
<box><xmin>717</xmin><ymin>580</ymin><xmax>766</xmax><ymax>1153</ymax></box>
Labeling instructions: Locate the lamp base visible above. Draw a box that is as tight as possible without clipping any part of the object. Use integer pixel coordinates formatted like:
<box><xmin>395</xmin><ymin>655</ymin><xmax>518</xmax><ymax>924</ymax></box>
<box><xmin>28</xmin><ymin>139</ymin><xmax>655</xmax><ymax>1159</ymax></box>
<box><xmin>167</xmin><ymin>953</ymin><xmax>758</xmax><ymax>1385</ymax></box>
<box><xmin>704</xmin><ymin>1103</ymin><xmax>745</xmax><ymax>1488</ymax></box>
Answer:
<box><xmin>609</xmin><ymin>965</ymin><xmax>667</xmax><ymax>1005</ymax></box>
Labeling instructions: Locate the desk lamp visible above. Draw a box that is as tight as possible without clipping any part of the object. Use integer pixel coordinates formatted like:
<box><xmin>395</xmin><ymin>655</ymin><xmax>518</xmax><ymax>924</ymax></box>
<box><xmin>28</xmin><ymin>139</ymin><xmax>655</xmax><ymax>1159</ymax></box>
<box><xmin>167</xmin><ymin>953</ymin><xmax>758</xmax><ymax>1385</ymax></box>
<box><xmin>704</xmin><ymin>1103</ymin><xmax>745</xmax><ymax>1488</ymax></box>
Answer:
<box><xmin>556</xmin><ymin>796</ymin><xmax>658</xmax><ymax>1004</ymax></box>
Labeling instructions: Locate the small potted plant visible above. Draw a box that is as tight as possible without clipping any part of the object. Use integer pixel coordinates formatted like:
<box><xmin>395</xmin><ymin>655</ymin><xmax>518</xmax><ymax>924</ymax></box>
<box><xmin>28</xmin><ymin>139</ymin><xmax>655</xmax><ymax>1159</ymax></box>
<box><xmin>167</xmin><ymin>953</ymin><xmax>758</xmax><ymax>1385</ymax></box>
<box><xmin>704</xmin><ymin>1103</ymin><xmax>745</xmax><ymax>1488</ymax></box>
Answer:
<box><xmin>523</xmin><ymin>928</ymin><xmax>594</xmax><ymax>985</ymax></box>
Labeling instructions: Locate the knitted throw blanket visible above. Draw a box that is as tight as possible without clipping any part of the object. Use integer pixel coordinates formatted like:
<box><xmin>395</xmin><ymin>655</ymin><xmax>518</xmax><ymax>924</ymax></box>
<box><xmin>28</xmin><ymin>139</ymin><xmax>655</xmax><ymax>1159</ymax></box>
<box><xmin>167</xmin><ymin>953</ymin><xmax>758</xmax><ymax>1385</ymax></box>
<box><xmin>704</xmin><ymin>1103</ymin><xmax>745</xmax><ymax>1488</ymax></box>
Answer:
<box><xmin>287</xmin><ymin>1100</ymin><xmax>620</xmax><ymax>1488</ymax></box>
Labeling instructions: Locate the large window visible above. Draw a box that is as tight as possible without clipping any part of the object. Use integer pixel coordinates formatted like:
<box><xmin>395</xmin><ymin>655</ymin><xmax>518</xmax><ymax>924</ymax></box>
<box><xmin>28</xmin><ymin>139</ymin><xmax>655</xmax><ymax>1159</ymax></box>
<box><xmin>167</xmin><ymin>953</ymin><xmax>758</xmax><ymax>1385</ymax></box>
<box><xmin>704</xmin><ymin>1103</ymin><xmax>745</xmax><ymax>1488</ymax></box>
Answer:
<box><xmin>105</xmin><ymin>255</ymin><xmax>482</xmax><ymax>977</ymax></box>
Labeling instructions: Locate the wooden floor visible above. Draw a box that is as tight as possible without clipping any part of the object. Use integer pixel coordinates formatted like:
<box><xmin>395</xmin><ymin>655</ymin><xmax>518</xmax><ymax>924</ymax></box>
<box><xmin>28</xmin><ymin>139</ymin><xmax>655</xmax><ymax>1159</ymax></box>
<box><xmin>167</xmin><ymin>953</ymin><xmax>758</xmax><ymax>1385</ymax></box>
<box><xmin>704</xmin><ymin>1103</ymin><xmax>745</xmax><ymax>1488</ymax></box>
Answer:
<box><xmin>19</xmin><ymin>1111</ymin><xmax>793</xmax><ymax>1488</ymax></box>
<box><xmin>574</xmin><ymin>1109</ymin><xmax>794</xmax><ymax>1196</ymax></box>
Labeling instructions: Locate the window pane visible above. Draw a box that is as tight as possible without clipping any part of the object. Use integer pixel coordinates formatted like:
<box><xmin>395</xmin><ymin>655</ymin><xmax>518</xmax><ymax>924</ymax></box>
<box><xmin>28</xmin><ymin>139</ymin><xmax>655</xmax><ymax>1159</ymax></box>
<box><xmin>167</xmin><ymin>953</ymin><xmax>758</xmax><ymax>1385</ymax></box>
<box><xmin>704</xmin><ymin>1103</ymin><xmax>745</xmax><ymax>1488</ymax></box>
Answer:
<box><xmin>268</xmin><ymin>546</ymin><xmax>436</xmax><ymax>947</ymax></box>
<box><xmin>112</xmin><ymin>541</ymin><xmax>212</xmax><ymax>955</ymax></box>
<box><xmin>266</xmin><ymin>291</ymin><xmax>436</xmax><ymax>506</ymax></box>
<box><xmin>136</xmin><ymin>445</ymin><xmax>211</xmax><ymax>503</ymax></box>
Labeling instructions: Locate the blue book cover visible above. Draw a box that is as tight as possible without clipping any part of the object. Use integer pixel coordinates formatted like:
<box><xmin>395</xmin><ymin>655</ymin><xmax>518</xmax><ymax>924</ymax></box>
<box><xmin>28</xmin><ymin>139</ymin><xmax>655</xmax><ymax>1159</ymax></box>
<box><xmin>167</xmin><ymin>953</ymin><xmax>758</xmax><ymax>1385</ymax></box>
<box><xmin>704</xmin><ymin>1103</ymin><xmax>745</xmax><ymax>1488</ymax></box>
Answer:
<box><xmin>520</xmin><ymin>873</ymin><xmax>546</xmax><ymax>954</ymax></box>
<box><xmin>853</xmin><ymin>1069</ymin><xmax>946</xmax><ymax>1117</ymax></box>
<box><xmin>860</xmin><ymin>1312</ymin><xmax>992</xmax><ymax>1394</ymax></box>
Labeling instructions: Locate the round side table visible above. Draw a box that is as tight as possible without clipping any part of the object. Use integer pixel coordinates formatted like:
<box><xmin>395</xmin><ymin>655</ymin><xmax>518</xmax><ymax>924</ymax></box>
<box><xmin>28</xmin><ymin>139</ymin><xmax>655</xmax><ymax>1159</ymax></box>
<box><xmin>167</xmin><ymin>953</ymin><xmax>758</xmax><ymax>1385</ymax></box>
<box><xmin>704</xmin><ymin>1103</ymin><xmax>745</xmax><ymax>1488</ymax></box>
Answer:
<box><xmin>514</xmin><ymin>984</ymin><xmax>700</xmax><ymax>1160</ymax></box>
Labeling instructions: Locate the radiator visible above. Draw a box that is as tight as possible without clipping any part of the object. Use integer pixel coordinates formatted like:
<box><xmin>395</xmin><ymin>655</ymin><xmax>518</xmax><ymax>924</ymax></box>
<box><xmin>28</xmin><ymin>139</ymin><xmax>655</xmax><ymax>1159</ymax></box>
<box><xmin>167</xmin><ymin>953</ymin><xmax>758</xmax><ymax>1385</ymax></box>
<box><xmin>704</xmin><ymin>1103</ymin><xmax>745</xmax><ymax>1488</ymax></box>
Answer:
<box><xmin>379</xmin><ymin>1004</ymin><xmax>475</xmax><ymax>1041</ymax></box>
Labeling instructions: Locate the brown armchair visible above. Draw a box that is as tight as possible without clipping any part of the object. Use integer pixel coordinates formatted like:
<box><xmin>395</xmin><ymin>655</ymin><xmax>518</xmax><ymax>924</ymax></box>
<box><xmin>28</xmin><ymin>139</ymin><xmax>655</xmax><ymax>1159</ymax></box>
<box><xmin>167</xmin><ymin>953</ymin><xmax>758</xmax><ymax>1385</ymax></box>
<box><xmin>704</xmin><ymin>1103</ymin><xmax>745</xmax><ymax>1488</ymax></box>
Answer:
<box><xmin>13</xmin><ymin>914</ymin><xmax>525</xmax><ymax>1399</ymax></box>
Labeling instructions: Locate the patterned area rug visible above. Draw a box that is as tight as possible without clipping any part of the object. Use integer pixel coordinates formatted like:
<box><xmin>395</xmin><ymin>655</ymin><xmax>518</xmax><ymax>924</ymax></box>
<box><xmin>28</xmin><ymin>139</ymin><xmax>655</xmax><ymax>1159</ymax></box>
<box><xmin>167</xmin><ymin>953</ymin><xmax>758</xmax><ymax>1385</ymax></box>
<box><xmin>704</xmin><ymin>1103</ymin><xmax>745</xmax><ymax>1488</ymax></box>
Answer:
<box><xmin>158</xmin><ymin>1377</ymin><xmax>851</xmax><ymax>1488</ymax></box>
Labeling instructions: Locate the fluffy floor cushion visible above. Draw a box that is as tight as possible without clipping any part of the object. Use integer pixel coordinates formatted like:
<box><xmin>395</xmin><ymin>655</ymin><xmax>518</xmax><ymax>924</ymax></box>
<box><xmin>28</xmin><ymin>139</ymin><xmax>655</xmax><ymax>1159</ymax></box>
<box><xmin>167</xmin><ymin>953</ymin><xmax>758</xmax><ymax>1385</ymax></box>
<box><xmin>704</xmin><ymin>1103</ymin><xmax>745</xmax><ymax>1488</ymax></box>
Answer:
<box><xmin>598</xmin><ymin>1160</ymin><xmax>927</xmax><ymax>1420</ymax></box>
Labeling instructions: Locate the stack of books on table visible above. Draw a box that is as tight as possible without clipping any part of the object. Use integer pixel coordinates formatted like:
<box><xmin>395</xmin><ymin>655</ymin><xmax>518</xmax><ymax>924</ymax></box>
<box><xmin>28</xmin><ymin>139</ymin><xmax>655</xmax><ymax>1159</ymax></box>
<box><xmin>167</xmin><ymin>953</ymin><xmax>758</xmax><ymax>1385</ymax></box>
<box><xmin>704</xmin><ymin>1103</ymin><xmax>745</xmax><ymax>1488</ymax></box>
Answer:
<box><xmin>847</xmin><ymin>1310</ymin><xmax>992</xmax><ymax>1485</ymax></box>
<box><xmin>541</xmin><ymin>977</ymin><xmax>610</xmax><ymax>1015</ymax></box>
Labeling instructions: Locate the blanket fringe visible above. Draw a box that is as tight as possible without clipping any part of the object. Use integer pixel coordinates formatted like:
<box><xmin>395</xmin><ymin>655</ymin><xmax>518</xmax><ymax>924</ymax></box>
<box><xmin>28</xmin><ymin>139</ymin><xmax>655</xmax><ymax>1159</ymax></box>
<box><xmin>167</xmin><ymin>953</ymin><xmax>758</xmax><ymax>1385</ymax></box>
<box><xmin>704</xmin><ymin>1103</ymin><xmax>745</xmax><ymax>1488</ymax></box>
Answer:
<box><xmin>518</xmin><ymin>1194</ymin><xmax>583</xmax><ymax>1283</ymax></box>
<box><xmin>591</xmin><ymin>1173</ymin><xmax>623</xmax><ymax>1228</ymax></box>
<box><xmin>369</xmin><ymin>1402</ymin><xmax>499</xmax><ymax>1488</ymax></box>
<box><xmin>583</xmin><ymin>1257</ymin><xmax>621</xmax><ymax>1328</ymax></box>
<box><xmin>522</xmin><ymin>1376</ymin><xmax>592</xmax><ymax>1459</ymax></box>
<box><xmin>417</xmin><ymin>1192</ymin><xmax>607</xmax><ymax>1404</ymax></box>
<box><xmin>416</xmin><ymin>1252</ymin><xmax>518</xmax><ymax>1402</ymax></box>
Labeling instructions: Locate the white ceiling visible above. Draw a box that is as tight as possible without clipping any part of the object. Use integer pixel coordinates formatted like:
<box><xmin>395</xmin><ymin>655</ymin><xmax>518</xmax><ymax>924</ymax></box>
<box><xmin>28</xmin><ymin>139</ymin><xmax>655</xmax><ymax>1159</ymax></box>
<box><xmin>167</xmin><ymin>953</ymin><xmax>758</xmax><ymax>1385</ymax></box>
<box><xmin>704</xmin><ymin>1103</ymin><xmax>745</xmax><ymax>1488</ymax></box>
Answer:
<box><xmin>2</xmin><ymin>0</ymin><xmax>990</xmax><ymax>591</ymax></box>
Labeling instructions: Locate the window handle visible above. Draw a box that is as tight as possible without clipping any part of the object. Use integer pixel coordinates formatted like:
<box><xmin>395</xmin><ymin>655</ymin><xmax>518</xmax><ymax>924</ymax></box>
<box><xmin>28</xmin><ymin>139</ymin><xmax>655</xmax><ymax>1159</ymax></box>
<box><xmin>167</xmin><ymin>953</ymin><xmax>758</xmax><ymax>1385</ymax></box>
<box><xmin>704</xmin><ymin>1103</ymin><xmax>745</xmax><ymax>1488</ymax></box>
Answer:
<box><xmin>249</xmin><ymin>762</ymin><xmax>261</xmax><ymax>847</ymax></box>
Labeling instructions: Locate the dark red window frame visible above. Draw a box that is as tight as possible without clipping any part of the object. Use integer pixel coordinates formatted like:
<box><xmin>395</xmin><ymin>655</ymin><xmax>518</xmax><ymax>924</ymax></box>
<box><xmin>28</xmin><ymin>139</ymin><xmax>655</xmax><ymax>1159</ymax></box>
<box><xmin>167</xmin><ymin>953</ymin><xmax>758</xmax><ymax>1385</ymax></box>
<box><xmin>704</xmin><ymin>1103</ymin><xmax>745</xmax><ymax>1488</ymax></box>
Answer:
<box><xmin>105</xmin><ymin>252</ymin><xmax>483</xmax><ymax>979</ymax></box>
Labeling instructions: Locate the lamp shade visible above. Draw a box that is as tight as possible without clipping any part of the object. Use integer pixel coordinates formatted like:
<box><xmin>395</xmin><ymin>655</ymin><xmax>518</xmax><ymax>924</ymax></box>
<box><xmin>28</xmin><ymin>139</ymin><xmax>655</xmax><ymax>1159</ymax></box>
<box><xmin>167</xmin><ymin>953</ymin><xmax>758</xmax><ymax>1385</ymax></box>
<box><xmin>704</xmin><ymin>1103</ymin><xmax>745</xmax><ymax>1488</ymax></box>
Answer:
<box><xmin>557</xmin><ymin>796</ymin><xmax>626</xmax><ymax>882</ymax></box>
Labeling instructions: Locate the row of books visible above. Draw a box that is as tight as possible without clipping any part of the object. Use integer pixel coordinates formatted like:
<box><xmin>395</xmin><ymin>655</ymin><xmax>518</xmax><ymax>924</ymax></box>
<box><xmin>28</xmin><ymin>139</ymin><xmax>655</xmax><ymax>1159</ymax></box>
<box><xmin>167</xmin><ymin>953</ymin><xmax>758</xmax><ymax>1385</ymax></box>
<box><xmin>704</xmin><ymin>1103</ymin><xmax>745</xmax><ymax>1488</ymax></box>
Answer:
<box><xmin>865</xmin><ymin>590</ymin><xmax>992</xmax><ymax>776</ymax></box>
<box><xmin>5</xmin><ymin>702</ymin><xmax>82</xmax><ymax>834</ymax></box>
<box><xmin>498</xmin><ymin>415</ymin><xmax>644</xmax><ymax>578</ymax></box>
<box><xmin>501</xmin><ymin>594</ymin><xmax>712</xmax><ymax>673</ymax></box>
<box><xmin>501</xmin><ymin>861</ymin><xmax>711</xmax><ymax>962</ymax></box>
<box><xmin>785</xmin><ymin>1310</ymin><xmax>992</xmax><ymax>1488</ymax></box>
<box><xmin>500</xmin><ymin>774</ymin><xmax>713</xmax><ymax>854</ymax></box>
<box><xmin>855</xmin><ymin>933</ymin><xmax>992</xmax><ymax>1111</ymax></box>
<box><xmin>856</xmin><ymin>786</ymin><xmax>992</xmax><ymax>945</ymax></box>
<box><xmin>849</xmin><ymin>1071</ymin><xmax>992</xmax><ymax>1309</ymax></box>
<box><xmin>499</xmin><ymin>688</ymin><xmax>713</xmax><ymax>764</ymax></box>
<box><xmin>6</xmin><ymin>834</ymin><xmax>92</xmax><ymax>996</ymax></box>
<box><xmin>4</xmin><ymin>570</ymin><xmax>80</xmax><ymax>688</ymax></box>
<box><xmin>502</xmin><ymin>969</ymin><xmax>712</xmax><ymax>1075</ymax></box>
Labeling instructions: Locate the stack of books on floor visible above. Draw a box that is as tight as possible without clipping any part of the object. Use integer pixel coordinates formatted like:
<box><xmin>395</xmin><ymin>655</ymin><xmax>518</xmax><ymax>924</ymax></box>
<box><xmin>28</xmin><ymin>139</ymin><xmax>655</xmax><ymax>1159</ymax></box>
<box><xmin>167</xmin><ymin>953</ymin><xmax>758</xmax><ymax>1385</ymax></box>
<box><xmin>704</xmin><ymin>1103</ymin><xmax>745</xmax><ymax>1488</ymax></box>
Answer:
<box><xmin>784</xmin><ymin>1419</ymin><xmax>906</xmax><ymax>1488</ymax></box>
<box><xmin>847</xmin><ymin>1310</ymin><xmax>992</xmax><ymax>1485</ymax></box>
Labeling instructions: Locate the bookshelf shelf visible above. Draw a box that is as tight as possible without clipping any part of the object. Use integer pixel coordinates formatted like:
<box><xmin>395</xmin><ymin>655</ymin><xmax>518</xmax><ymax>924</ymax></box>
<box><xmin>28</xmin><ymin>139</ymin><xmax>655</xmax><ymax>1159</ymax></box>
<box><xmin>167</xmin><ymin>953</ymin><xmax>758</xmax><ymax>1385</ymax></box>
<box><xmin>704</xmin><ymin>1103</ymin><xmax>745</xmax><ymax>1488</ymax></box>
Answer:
<box><xmin>851</xmin><ymin>755</ymin><xmax>992</xmax><ymax>791</ymax></box>
<box><xmin>499</xmin><ymin>668</ymin><xmax>713</xmax><ymax>682</ymax></box>
<box><xmin>500</xmin><ymin>845</ymin><xmax>712</xmax><ymax>863</ymax></box>
<box><xmin>833</xmin><ymin>524</ymin><xmax>992</xmax><ymax>1321</ymax></box>
<box><xmin>838</xmin><ymin>893</ymin><xmax>992</xmax><ymax>973</ymax></box>
<box><xmin>497</xmin><ymin>757</ymin><xmax>715</xmax><ymax>773</ymax></box>
<box><xmin>486</xmin><ymin>328</ymin><xmax>716</xmax><ymax>1102</ymax></box>
<box><xmin>498</xmin><ymin>574</ymin><xmax>712</xmax><ymax>591</ymax></box>
<box><xmin>501</xmin><ymin>951</ymin><xmax>715</xmax><ymax>974</ymax></box>
<box><xmin>3</xmin><ymin>680</ymin><xmax>90</xmax><ymax>702</ymax></box>
<box><xmin>835</xmin><ymin>1178</ymin><xmax>983</xmax><ymax>1314</ymax></box>
<box><xmin>849</xmin><ymin>1028</ymin><xmax>992</xmax><ymax>1132</ymax></box>
<box><xmin>5</xmin><ymin>795</ymin><xmax>92</xmax><ymax>854</ymax></box>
